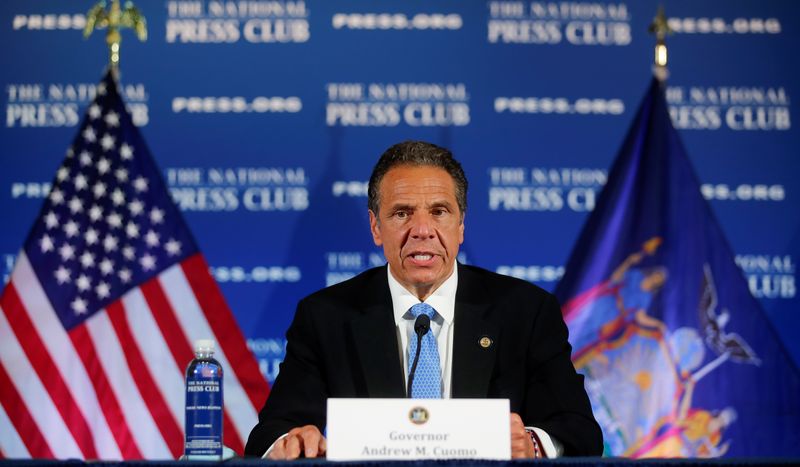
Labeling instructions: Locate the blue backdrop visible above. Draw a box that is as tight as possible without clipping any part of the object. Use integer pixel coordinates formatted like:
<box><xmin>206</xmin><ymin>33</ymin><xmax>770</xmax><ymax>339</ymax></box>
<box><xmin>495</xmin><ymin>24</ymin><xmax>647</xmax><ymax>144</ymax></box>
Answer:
<box><xmin>1</xmin><ymin>0</ymin><xmax>798</xmax><ymax>387</ymax></box>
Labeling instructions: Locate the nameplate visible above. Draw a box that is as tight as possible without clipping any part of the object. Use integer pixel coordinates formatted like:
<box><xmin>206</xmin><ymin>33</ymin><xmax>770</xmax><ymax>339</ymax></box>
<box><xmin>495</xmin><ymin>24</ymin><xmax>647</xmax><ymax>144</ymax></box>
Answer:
<box><xmin>326</xmin><ymin>398</ymin><xmax>510</xmax><ymax>461</ymax></box>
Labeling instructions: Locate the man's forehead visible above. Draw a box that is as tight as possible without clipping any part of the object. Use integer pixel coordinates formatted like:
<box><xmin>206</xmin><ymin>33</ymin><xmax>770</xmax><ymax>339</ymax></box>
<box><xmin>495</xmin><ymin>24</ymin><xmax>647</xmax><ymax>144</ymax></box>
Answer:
<box><xmin>381</xmin><ymin>166</ymin><xmax>456</xmax><ymax>195</ymax></box>
<box><xmin>382</xmin><ymin>184</ymin><xmax>457</xmax><ymax>208</ymax></box>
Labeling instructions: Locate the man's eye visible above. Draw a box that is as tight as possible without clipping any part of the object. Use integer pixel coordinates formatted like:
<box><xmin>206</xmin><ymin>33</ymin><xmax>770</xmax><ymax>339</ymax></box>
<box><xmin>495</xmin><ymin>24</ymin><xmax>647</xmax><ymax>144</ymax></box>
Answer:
<box><xmin>395</xmin><ymin>211</ymin><xmax>408</xmax><ymax>219</ymax></box>
<box><xmin>432</xmin><ymin>209</ymin><xmax>445</xmax><ymax>216</ymax></box>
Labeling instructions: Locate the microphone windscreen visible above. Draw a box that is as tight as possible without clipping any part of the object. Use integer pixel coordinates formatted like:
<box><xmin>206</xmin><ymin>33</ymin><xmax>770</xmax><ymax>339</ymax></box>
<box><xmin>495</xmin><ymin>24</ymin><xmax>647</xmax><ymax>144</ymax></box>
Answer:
<box><xmin>414</xmin><ymin>314</ymin><xmax>431</xmax><ymax>335</ymax></box>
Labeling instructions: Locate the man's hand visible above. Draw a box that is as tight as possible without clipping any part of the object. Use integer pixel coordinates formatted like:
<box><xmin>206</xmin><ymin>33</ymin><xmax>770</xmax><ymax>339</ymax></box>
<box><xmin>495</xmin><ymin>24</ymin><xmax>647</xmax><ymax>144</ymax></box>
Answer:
<box><xmin>267</xmin><ymin>425</ymin><xmax>326</xmax><ymax>460</ymax></box>
<box><xmin>510</xmin><ymin>412</ymin><xmax>535</xmax><ymax>459</ymax></box>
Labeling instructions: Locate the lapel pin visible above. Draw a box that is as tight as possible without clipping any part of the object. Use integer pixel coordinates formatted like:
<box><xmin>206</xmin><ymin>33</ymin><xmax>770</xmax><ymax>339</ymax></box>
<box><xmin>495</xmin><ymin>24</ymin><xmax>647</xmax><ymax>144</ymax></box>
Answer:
<box><xmin>479</xmin><ymin>336</ymin><xmax>493</xmax><ymax>348</ymax></box>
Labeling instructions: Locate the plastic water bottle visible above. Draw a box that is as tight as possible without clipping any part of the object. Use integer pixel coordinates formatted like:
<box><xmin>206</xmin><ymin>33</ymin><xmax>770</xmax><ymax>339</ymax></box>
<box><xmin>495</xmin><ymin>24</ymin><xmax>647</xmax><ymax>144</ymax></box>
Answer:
<box><xmin>184</xmin><ymin>339</ymin><xmax>223</xmax><ymax>460</ymax></box>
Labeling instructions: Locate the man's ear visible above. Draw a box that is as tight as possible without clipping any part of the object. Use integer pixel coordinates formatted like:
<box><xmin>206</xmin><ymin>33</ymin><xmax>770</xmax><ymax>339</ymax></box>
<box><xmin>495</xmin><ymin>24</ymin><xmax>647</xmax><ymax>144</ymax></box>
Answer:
<box><xmin>369</xmin><ymin>210</ymin><xmax>383</xmax><ymax>246</ymax></box>
<box><xmin>458</xmin><ymin>213</ymin><xmax>465</xmax><ymax>245</ymax></box>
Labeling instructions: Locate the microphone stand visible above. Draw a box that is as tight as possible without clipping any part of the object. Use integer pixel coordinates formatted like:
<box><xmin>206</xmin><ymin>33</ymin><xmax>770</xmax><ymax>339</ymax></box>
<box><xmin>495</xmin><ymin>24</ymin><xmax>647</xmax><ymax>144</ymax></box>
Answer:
<box><xmin>407</xmin><ymin>314</ymin><xmax>430</xmax><ymax>397</ymax></box>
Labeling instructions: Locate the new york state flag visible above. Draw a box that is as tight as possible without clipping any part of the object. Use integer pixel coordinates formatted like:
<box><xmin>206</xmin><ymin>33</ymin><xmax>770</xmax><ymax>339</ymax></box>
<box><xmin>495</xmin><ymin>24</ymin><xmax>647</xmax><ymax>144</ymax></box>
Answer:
<box><xmin>555</xmin><ymin>78</ymin><xmax>800</xmax><ymax>457</ymax></box>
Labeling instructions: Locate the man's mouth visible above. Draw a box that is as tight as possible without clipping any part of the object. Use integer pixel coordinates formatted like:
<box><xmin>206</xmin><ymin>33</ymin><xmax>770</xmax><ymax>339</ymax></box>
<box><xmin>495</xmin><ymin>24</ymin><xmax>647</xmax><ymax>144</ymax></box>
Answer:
<box><xmin>406</xmin><ymin>251</ymin><xmax>438</xmax><ymax>265</ymax></box>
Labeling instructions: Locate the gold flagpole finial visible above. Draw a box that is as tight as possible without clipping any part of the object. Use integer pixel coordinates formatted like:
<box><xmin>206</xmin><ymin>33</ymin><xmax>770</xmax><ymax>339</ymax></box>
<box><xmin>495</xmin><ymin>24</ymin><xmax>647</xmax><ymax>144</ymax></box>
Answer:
<box><xmin>84</xmin><ymin>0</ymin><xmax>147</xmax><ymax>71</ymax></box>
<box><xmin>648</xmin><ymin>5</ymin><xmax>672</xmax><ymax>81</ymax></box>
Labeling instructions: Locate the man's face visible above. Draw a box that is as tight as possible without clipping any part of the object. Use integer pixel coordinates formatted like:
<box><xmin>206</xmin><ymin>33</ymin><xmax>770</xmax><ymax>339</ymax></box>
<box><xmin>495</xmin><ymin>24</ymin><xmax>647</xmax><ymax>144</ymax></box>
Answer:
<box><xmin>369</xmin><ymin>165</ymin><xmax>464</xmax><ymax>300</ymax></box>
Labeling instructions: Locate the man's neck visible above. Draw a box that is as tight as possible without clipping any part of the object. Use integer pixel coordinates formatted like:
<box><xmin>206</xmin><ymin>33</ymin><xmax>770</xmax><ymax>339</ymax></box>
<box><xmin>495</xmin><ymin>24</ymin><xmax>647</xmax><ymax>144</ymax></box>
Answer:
<box><xmin>387</xmin><ymin>265</ymin><xmax>457</xmax><ymax>302</ymax></box>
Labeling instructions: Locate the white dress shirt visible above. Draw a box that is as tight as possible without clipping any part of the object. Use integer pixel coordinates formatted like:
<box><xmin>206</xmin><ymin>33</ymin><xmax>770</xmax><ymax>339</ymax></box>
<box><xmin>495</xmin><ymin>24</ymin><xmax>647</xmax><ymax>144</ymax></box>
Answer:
<box><xmin>388</xmin><ymin>265</ymin><xmax>456</xmax><ymax>397</ymax></box>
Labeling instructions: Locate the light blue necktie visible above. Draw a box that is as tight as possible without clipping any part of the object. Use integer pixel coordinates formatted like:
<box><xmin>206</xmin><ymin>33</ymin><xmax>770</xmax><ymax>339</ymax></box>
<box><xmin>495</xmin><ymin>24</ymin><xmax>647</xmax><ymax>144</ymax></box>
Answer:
<box><xmin>407</xmin><ymin>303</ymin><xmax>441</xmax><ymax>398</ymax></box>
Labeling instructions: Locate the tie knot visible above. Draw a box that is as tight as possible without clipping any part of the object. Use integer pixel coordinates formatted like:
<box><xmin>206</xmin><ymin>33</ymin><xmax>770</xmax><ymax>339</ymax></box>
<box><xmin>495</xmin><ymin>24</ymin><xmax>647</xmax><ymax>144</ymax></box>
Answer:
<box><xmin>410</xmin><ymin>303</ymin><xmax>436</xmax><ymax>319</ymax></box>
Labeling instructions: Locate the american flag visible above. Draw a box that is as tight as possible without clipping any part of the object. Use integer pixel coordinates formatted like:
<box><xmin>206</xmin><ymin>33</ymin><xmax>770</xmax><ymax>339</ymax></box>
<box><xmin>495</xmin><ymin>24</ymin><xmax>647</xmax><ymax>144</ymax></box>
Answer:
<box><xmin>0</xmin><ymin>70</ymin><xmax>269</xmax><ymax>460</ymax></box>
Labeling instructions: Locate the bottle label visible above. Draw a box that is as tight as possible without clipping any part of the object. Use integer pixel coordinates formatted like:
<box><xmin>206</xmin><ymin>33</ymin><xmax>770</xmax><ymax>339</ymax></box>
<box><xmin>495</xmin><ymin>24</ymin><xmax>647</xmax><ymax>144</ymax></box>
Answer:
<box><xmin>185</xmin><ymin>368</ymin><xmax>223</xmax><ymax>458</ymax></box>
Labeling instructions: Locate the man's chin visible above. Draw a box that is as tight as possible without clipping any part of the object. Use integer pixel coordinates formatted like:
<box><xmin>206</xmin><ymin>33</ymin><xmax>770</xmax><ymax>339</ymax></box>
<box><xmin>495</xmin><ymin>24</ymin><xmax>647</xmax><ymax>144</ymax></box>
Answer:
<box><xmin>406</xmin><ymin>269</ymin><xmax>449</xmax><ymax>288</ymax></box>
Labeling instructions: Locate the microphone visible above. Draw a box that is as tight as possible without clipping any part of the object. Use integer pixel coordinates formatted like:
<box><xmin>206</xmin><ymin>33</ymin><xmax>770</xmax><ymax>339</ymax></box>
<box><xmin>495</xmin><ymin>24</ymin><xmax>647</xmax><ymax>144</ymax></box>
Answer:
<box><xmin>407</xmin><ymin>314</ymin><xmax>431</xmax><ymax>398</ymax></box>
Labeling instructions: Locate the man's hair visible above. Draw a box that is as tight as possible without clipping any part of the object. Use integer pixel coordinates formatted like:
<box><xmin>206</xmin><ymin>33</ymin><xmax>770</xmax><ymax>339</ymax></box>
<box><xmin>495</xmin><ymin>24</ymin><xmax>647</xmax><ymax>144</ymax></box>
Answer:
<box><xmin>368</xmin><ymin>140</ymin><xmax>468</xmax><ymax>218</ymax></box>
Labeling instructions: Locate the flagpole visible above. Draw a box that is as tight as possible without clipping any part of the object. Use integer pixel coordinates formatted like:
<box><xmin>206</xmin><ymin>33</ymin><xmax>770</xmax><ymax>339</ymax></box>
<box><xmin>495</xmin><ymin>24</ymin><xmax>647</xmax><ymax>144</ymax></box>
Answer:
<box><xmin>83</xmin><ymin>0</ymin><xmax>148</xmax><ymax>75</ymax></box>
<box><xmin>648</xmin><ymin>5</ymin><xmax>672</xmax><ymax>83</ymax></box>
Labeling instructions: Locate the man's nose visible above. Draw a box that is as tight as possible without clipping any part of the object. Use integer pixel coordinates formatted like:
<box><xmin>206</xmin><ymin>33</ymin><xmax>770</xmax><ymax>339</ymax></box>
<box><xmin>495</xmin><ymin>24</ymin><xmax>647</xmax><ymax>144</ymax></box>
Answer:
<box><xmin>410</xmin><ymin>215</ymin><xmax>435</xmax><ymax>239</ymax></box>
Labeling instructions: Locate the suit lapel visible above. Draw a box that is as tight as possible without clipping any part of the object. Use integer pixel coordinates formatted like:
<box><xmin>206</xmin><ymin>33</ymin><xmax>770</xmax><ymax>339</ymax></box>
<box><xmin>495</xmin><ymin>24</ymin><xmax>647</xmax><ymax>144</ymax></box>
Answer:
<box><xmin>452</xmin><ymin>265</ymin><xmax>498</xmax><ymax>398</ymax></box>
<box><xmin>349</xmin><ymin>268</ymin><xmax>406</xmax><ymax>398</ymax></box>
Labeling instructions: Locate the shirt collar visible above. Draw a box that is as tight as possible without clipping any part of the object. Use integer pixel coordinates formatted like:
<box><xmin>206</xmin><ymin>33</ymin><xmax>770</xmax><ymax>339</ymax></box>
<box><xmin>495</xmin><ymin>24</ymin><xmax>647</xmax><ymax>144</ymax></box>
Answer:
<box><xmin>387</xmin><ymin>265</ymin><xmax>457</xmax><ymax>324</ymax></box>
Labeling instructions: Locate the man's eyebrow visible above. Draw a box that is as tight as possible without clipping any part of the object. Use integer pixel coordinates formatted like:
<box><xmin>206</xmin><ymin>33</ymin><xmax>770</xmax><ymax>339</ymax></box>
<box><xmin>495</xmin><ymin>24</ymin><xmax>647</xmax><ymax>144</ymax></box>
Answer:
<box><xmin>388</xmin><ymin>202</ymin><xmax>415</xmax><ymax>212</ymax></box>
<box><xmin>428</xmin><ymin>200</ymin><xmax>454</xmax><ymax>209</ymax></box>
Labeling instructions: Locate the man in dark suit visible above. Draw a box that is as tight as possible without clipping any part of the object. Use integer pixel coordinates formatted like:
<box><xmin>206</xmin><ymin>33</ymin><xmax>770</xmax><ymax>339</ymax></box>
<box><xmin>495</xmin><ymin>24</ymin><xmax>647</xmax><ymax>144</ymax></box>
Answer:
<box><xmin>245</xmin><ymin>141</ymin><xmax>602</xmax><ymax>459</ymax></box>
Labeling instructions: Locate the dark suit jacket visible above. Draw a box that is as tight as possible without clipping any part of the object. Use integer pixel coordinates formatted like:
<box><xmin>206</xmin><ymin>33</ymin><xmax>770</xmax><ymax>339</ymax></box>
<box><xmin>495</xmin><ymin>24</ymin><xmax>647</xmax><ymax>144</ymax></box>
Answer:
<box><xmin>245</xmin><ymin>264</ymin><xmax>603</xmax><ymax>457</ymax></box>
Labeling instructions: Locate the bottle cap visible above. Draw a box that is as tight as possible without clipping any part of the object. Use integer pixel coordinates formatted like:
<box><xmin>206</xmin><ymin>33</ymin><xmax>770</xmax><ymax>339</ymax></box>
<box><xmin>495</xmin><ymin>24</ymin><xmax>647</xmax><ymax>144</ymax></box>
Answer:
<box><xmin>194</xmin><ymin>339</ymin><xmax>215</xmax><ymax>353</ymax></box>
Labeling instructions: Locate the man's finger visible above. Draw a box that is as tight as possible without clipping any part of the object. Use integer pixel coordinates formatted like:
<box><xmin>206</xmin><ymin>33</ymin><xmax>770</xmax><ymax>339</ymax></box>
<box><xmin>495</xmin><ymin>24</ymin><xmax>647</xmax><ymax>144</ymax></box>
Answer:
<box><xmin>510</xmin><ymin>412</ymin><xmax>525</xmax><ymax>429</ymax></box>
<box><xmin>509</xmin><ymin>412</ymin><xmax>534</xmax><ymax>459</ymax></box>
<box><xmin>319</xmin><ymin>433</ymin><xmax>327</xmax><ymax>456</ymax></box>
<box><xmin>266</xmin><ymin>440</ymin><xmax>286</xmax><ymax>460</ymax></box>
<box><xmin>284</xmin><ymin>434</ymin><xmax>302</xmax><ymax>460</ymax></box>
<box><xmin>300</xmin><ymin>427</ymin><xmax>322</xmax><ymax>458</ymax></box>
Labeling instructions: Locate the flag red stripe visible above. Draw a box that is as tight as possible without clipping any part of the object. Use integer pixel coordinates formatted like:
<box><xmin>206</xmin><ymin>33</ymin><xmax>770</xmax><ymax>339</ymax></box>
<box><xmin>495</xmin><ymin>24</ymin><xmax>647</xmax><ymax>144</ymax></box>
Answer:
<box><xmin>69</xmin><ymin>323</ymin><xmax>143</xmax><ymax>459</ymax></box>
<box><xmin>2</xmin><ymin>284</ymin><xmax>98</xmax><ymax>459</ymax></box>
<box><xmin>0</xmin><ymin>361</ymin><xmax>53</xmax><ymax>458</ymax></box>
<box><xmin>181</xmin><ymin>254</ymin><xmax>269</xmax><ymax>409</ymax></box>
<box><xmin>105</xmin><ymin>301</ymin><xmax>183</xmax><ymax>459</ymax></box>
<box><xmin>139</xmin><ymin>278</ymin><xmax>245</xmax><ymax>455</ymax></box>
